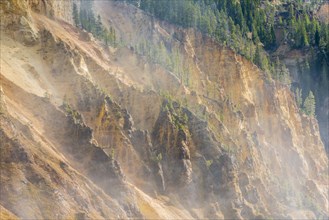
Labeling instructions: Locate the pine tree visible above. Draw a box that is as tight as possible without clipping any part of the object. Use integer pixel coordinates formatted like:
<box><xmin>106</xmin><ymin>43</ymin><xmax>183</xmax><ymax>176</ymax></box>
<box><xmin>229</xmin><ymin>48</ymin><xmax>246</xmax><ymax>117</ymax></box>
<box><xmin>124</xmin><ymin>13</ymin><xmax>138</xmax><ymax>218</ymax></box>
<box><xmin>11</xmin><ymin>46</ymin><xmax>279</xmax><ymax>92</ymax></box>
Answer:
<box><xmin>300</xmin><ymin>22</ymin><xmax>309</xmax><ymax>47</ymax></box>
<box><xmin>79</xmin><ymin>7</ymin><xmax>87</xmax><ymax>30</ymax></box>
<box><xmin>72</xmin><ymin>3</ymin><xmax>80</xmax><ymax>27</ymax></box>
<box><xmin>289</xmin><ymin>4</ymin><xmax>295</xmax><ymax>22</ymax></box>
<box><xmin>96</xmin><ymin>15</ymin><xmax>103</xmax><ymax>37</ymax></box>
<box><xmin>295</xmin><ymin>88</ymin><xmax>302</xmax><ymax>109</ymax></box>
<box><xmin>254</xmin><ymin>45</ymin><xmax>262</xmax><ymax>68</ymax></box>
<box><xmin>274</xmin><ymin>57</ymin><xmax>281</xmax><ymax>79</ymax></box>
<box><xmin>103</xmin><ymin>28</ymin><xmax>110</xmax><ymax>46</ymax></box>
<box><xmin>303</xmin><ymin>91</ymin><xmax>315</xmax><ymax>116</ymax></box>
<box><xmin>270</xmin><ymin>25</ymin><xmax>276</xmax><ymax>48</ymax></box>
<box><xmin>279</xmin><ymin>64</ymin><xmax>290</xmax><ymax>85</ymax></box>
<box><xmin>314</xmin><ymin>27</ymin><xmax>320</xmax><ymax>46</ymax></box>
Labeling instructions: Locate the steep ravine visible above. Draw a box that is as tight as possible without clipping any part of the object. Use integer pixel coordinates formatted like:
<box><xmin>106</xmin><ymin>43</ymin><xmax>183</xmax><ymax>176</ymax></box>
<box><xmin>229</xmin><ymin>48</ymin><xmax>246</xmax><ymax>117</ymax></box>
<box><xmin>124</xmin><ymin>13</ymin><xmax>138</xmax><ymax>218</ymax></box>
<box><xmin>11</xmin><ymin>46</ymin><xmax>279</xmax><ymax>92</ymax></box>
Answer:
<box><xmin>0</xmin><ymin>0</ymin><xmax>328</xmax><ymax>219</ymax></box>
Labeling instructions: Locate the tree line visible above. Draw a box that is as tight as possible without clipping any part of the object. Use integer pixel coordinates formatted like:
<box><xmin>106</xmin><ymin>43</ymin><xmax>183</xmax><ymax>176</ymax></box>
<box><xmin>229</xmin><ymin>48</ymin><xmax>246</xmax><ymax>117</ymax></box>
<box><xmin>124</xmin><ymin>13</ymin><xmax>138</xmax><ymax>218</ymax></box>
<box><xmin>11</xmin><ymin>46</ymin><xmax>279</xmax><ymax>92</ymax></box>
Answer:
<box><xmin>123</xmin><ymin>0</ymin><xmax>289</xmax><ymax>80</ymax></box>
<box><xmin>125</xmin><ymin>0</ymin><xmax>328</xmax><ymax>81</ymax></box>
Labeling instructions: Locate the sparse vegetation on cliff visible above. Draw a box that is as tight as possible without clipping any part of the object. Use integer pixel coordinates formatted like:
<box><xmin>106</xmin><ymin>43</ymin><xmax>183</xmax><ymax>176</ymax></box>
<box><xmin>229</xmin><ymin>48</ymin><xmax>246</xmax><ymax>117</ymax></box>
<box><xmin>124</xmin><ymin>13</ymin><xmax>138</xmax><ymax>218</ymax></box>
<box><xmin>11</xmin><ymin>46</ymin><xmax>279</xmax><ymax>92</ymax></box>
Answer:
<box><xmin>126</xmin><ymin>0</ymin><xmax>328</xmax><ymax>88</ymax></box>
<box><xmin>303</xmin><ymin>90</ymin><xmax>316</xmax><ymax>116</ymax></box>
<box><xmin>72</xmin><ymin>2</ymin><xmax>117</xmax><ymax>47</ymax></box>
<box><xmin>295</xmin><ymin>89</ymin><xmax>316</xmax><ymax>117</ymax></box>
<box><xmin>162</xmin><ymin>96</ymin><xmax>189</xmax><ymax>131</ymax></box>
<box><xmin>126</xmin><ymin>0</ymin><xmax>276</xmax><ymax>74</ymax></box>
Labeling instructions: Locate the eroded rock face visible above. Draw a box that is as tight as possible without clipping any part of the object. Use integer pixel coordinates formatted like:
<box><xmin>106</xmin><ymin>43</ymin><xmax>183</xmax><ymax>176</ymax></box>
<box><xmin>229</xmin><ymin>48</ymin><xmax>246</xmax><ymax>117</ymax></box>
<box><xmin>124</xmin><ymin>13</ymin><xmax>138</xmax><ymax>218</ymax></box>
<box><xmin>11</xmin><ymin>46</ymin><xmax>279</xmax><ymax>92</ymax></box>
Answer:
<box><xmin>14</xmin><ymin>16</ymin><xmax>39</xmax><ymax>46</ymax></box>
<box><xmin>152</xmin><ymin>101</ymin><xmax>193</xmax><ymax>188</ymax></box>
<box><xmin>0</xmin><ymin>0</ymin><xmax>328</xmax><ymax>219</ymax></box>
<box><xmin>27</xmin><ymin>0</ymin><xmax>74</xmax><ymax>23</ymax></box>
<box><xmin>0</xmin><ymin>90</ymin><xmax>129</xmax><ymax>219</ymax></box>
<box><xmin>62</xmin><ymin>108</ymin><xmax>126</xmax><ymax>195</ymax></box>
<box><xmin>0</xmin><ymin>87</ymin><xmax>7</xmax><ymax>114</ymax></box>
<box><xmin>0</xmin><ymin>0</ymin><xmax>73</xmax><ymax>46</ymax></box>
<box><xmin>0</xmin><ymin>2</ymin><xmax>38</xmax><ymax>45</ymax></box>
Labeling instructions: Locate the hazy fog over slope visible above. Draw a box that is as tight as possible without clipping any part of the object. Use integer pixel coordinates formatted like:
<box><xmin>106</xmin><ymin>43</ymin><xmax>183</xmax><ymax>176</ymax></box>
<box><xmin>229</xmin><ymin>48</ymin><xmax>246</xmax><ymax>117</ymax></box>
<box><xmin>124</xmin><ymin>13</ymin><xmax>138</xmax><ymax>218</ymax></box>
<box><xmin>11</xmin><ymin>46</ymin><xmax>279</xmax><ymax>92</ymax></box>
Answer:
<box><xmin>0</xmin><ymin>0</ymin><xmax>328</xmax><ymax>219</ymax></box>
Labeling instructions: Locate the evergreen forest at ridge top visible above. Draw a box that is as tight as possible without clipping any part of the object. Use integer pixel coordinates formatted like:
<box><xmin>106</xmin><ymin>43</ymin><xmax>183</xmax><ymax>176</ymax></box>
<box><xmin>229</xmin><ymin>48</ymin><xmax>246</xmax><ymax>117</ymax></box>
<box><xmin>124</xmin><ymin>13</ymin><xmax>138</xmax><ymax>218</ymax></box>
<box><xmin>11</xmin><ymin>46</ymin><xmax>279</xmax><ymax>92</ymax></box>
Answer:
<box><xmin>73</xmin><ymin>0</ymin><xmax>329</xmax><ymax>147</ymax></box>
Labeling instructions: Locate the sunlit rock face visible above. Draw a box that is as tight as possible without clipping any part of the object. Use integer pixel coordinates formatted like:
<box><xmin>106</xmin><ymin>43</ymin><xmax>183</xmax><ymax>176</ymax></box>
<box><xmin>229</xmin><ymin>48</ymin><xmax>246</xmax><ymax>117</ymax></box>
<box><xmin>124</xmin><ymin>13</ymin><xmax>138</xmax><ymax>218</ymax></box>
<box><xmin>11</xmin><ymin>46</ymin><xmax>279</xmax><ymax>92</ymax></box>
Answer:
<box><xmin>0</xmin><ymin>0</ymin><xmax>328</xmax><ymax>219</ymax></box>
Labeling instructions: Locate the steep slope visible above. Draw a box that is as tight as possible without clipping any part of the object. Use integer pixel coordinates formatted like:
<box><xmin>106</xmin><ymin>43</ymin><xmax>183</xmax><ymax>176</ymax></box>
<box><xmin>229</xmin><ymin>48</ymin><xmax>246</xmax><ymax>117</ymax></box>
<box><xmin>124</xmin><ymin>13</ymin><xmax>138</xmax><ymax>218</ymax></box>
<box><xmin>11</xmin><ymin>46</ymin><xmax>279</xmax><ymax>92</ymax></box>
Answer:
<box><xmin>1</xmin><ymin>0</ymin><xmax>328</xmax><ymax>219</ymax></box>
<box><xmin>269</xmin><ymin>1</ymin><xmax>329</xmax><ymax>154</ymax></box>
